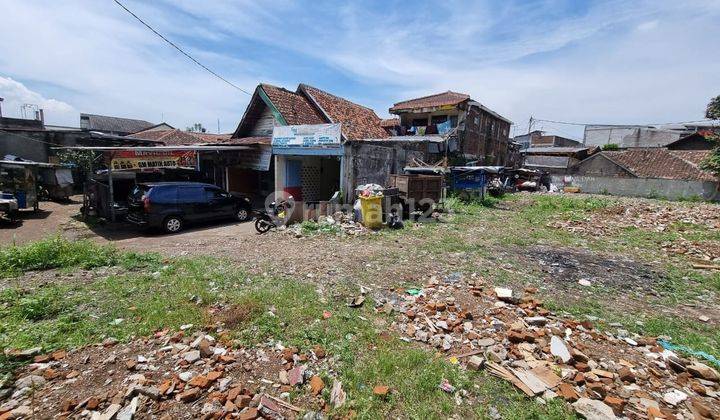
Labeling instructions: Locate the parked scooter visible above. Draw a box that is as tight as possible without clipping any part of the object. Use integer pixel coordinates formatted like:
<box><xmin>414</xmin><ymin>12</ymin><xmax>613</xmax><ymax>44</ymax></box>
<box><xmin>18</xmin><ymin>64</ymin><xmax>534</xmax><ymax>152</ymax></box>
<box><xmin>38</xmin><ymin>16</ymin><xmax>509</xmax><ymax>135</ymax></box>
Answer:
<box><xmin>254</xmin><ymin>196</ymin><xmax>294</xmax><ymax>234</ymax></box>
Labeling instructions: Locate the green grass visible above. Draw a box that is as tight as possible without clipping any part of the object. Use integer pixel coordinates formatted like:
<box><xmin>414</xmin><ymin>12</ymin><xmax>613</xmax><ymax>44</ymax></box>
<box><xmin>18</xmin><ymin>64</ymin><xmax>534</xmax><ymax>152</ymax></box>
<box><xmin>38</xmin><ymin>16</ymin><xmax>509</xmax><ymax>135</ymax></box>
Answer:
<box><xmin>0</xmin><ymin>236</ymin><xmax>158</xmax><ymax>277</ymax></box>
<box><xmin>0</xmin><ymin>241</ymin><xmax>567</xmax><ymax>418</ymax></box>
<box><xmin>298</xmin><ymin>220</ymin><xmax>342</xmax><ymax>235</ymax></box>
<box><xmin>3</xmin><ymin>194</ymin><xmax>716</xmax><ymax>418</ymax></box>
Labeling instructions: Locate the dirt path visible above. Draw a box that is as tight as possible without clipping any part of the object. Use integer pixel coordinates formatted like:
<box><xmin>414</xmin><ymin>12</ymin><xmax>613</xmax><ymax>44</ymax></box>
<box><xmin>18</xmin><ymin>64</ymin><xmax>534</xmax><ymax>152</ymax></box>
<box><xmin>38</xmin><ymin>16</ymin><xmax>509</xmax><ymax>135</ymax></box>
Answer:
<box><xmin>0</xmin><ymin>198</ymin><xmax>83</xmax><ymax>245</ymax></box>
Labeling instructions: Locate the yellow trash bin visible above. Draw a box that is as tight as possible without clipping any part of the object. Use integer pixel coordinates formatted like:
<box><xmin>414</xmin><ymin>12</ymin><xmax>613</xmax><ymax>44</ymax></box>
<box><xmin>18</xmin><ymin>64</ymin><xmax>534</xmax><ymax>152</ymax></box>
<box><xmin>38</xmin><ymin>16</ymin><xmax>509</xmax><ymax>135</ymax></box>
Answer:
<box><xmin>360</xmin><ymin>195</ymin><xmax>383</xmax><ymax>229</ymax></box>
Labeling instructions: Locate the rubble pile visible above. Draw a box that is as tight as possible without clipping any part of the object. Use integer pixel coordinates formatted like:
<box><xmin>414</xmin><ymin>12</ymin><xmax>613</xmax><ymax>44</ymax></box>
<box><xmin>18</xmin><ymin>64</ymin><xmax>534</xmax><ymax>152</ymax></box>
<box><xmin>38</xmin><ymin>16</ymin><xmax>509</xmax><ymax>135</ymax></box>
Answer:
<box><xmin>284</xmin><ymin>212</ymin><xmax>369</xmax><ymax>238</ymax></box>
<box><xmin>550</xmin><ymin>203</ymin><xmax>720</xmax><ymax>262</ymax></box>
<box><xmin>0</xmin><ymin>329</ymin><xmax>336</xmax><ymax>419</ymax></box>
<box><xmin>382</xmin><ymin>275</ymin><xmax>720</xmax><ymax>419</ymax></box>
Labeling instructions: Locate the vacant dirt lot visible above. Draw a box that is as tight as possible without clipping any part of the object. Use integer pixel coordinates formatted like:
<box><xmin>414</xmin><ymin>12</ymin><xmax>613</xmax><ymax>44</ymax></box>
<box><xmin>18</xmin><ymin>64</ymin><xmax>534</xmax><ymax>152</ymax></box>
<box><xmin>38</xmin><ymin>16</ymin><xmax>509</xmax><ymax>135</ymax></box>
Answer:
<box><xmin>1</xmin><ymin>193</ymin><xmax>719</xmax><ymax>419</ymax></box>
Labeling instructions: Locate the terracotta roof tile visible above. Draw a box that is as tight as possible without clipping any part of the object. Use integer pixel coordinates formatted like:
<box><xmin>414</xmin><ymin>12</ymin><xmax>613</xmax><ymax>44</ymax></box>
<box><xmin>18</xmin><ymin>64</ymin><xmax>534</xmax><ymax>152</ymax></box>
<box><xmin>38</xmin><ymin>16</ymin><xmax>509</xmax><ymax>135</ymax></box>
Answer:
<box><xmin>300</xmin><ymin>84</ymin><xmax>389</xmax><ymax>140</ymax></box>
<box><xmin>225</xmin><ymin>136</ymin><xmax>271</xmax><ymax>145</ymax></box>
<box><xmin>602</xmin><ymin>149</ymin><xmax>716</xmax><ymax>182</ymax></box>
<box><xmin>129</xmin><ymin>129</ymin><xmax>232</xmax><ymax>146</ymax></box>
<box><xmin>380</xmin><ymin>118</ymin><xmax>401</xmax><ymax>128</ymax></box>
<box><xmin>260</xmin><ymin>84</ymin><xmax>325</xmax><ymax>126</ymax></box>
<box><xmin>390</xmin><ymin>91</ymin><xmax>470</xmax><ymax>112</ymax></box>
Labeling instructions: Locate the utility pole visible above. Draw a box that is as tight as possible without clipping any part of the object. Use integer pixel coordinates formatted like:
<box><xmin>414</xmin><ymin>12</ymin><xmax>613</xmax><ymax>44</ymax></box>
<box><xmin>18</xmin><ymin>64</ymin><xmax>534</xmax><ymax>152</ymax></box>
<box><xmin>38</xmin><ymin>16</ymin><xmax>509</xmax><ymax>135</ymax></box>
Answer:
<box><xmin>527</xmin><ymin>116</ymin><xmax>533</xmax><ymax>134</ymax></box>
<box><xmin>217</xmin><ymin>118</ymin><xmax>220</xmax><ymax>134</ymax></box>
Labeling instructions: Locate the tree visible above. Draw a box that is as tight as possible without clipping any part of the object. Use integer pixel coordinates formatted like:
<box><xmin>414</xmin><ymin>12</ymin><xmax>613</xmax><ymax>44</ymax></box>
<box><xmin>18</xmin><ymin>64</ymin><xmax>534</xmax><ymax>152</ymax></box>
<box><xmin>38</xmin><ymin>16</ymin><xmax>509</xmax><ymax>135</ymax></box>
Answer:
<box><xmin>700</xmin><ymin>95</ymin><xmax>720</xmax><ymax>176</ymax></box>
<box><xmin>706</xmin><ymin>95</ymin><xmax>720</xmax><ymax>119</ymax></box>
<box><xmin>186</xmin><ymin>123</ymin><xmax>206</xmax><ymax>133</ymax></box>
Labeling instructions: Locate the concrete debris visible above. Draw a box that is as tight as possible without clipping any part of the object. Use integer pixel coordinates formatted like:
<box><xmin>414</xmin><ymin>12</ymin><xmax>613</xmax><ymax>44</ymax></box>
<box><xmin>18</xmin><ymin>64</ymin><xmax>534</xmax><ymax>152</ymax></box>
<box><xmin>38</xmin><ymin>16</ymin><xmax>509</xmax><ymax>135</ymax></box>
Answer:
<box><xmin>662</xmin><ymin>389</ymin><xmax>688</xmax><ymax>406</ymax></box>
<box><xmin>330</xmin><ymin>380</ymin><xmax>346</xmax><ymax>408</ymax></box>
<box><xmin>572</xmin><ymin>398</ymin><xmax>617</xmax><ymax>420</ymax></box>
<box><xmin>5</xmin><ymin>329</ymin><xmax>344</xmax><ymax>418</ymax></box>
<box><xmin>550</xmin><ymin>336</ymin><xmax>572</xmax><ymax>363</ymax></box>
<box><xmin>550</xmin><ymin>202</ymin><xmax>720</xmax><ymax>262</ymax></box>
<box><xmin>388</xmin><ymin>274</ymin><xmax>720</xmax><ymax>420</ymax></box>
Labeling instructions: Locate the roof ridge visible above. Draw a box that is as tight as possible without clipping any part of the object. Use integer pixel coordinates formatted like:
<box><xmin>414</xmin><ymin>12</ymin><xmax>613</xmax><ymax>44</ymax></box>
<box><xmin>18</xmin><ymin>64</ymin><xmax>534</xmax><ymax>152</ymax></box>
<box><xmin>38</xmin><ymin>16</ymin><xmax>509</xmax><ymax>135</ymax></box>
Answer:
<box><xmin>299</xmin><ymin>84</ymin><xmax>377</xmax><ymax>112</ymax></box>
<box><xmin>261</xmin><ymin>83</ymin><xmax>302</xmax><ymax>96</ymax></box>
<box><xmin>392</xmin><ymin>90</ymin><xmax>470</xmax><ymax>107</ymax></box>
<box><xmin>80</xmin><ymin>113</ymin><xmax>152</xmax><ymax>123</ymax></box>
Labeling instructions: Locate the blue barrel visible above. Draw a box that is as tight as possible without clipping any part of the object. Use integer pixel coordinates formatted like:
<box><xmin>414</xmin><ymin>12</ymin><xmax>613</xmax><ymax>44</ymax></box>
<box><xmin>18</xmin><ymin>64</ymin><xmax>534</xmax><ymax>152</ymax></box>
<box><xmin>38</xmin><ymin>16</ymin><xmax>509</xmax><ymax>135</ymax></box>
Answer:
<box><xmin>15</xmin><ymin>191</ymin><xmax>27</xmax><ymax>208</ymax></box>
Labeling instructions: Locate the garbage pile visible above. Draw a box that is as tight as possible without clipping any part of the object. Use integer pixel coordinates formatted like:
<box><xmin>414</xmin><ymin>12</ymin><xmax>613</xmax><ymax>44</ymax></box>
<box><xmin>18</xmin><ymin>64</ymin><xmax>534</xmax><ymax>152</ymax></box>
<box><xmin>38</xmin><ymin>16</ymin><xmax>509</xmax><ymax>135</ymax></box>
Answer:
<box><xmin>550</xmin><ymin>202</ymin><xmax>720</xmax><ymax>262</ymax></box>
<box><xmin>380</xmin><ymin>275</ymin><xmax>720</xmax><ymax>419</ymax></box>
<box><xmin>1</xmin><ymin>329</ymin><xmax>338</xmax><ymax>419</ymax></box>
<box><xmin>283</xmin><ymin>211</ymin><xmax>369</xmax><ymax>237</ymax></box>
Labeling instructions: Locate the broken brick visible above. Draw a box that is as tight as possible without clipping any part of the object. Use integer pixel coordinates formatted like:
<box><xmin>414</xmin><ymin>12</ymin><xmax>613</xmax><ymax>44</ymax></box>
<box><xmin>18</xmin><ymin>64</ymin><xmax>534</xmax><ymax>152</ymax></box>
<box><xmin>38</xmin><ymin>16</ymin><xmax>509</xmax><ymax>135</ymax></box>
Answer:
<box><xmin>603</xmin><ymin>396</ymin><xmax>626</xmax><ymax>415</ymax></box>
<box><xmin>178</xmin><ymin>387</ymin><xmax>202</xmax><ymax>402</ymax></box>
<box><xmin>557</xmin><ymin>383</ymin><xmax>579</xmax><ymax>402</ymax></box>
<box><xmin>373</xmin><ymin>385</ymin><xmax>389</xmax><ymax>397</ymax></box>
<box><xmin>310</xmin><ymin>375</ymin><xmax>325</xmax><ymax>395</ymax></box>
<box><xmin>188</xmin><ymin>375</ymin><xmax>210</xmax><ymax>389</ymax></box>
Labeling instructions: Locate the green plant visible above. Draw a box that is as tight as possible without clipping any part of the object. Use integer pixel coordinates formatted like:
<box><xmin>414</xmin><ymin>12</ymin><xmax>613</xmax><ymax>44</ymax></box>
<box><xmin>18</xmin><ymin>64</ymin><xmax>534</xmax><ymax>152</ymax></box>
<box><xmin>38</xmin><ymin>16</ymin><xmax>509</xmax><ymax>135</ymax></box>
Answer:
<box><xmin>54</xmin><ymin>149</ymin><xmax>98</xmax><ymax>173</ymax></box>
<box><xmin>602</xmin><ymin>143</ymin><xmax>620</xmax><ymax>151</ymax></box>
<box><xmin>0</xmin><ymin>236</ymin><xmax>160</xmax><ymax>277</ymax></box>
<box><xmin>299</xmin><ymin>221</ymin><xmax>341</xmax><ymax>235</ymax></box>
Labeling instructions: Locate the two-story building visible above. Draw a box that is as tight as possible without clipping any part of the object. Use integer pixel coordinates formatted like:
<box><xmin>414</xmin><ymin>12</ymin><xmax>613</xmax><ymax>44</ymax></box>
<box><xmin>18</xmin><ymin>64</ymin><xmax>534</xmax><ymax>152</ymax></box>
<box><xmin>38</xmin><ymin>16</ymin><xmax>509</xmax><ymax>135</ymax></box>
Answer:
<box><xmin>388</xmin><ymin>91</ymin><xmax>513</xmax><ymax>165</ymax></box>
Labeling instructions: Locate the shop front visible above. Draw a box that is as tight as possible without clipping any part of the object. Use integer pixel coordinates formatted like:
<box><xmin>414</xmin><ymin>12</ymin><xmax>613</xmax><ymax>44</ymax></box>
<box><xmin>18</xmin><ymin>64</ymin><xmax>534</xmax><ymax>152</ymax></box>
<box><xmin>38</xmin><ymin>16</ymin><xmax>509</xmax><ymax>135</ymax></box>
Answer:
<box><xmin>272</xmin><ymin>124</ymin><xmax>344</xmax><ymax>211</ymax></box>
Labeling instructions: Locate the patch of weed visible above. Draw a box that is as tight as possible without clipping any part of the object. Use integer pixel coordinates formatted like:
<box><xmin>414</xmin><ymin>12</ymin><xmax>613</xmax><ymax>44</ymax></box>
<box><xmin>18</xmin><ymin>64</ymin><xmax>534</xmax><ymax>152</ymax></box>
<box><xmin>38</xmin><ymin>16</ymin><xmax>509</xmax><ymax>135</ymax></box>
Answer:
<box><xmin>298</xmin><ymin>221</ymin><xmax>341</xmax><ymax>235</ymax></box>
<box><xmin>0</xmin><ymin>236</ymin><xmax>123</xmax><ymax>277</ymax></box>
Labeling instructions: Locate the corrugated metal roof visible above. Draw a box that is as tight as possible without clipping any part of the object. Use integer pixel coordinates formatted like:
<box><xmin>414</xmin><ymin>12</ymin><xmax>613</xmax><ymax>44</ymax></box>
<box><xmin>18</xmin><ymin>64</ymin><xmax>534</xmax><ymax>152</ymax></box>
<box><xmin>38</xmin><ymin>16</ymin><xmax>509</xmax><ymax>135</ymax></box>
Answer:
<box><xmin>80</xmin><ymin>113</ymin><xmax>154</xmax><ymax>134</ymax></box>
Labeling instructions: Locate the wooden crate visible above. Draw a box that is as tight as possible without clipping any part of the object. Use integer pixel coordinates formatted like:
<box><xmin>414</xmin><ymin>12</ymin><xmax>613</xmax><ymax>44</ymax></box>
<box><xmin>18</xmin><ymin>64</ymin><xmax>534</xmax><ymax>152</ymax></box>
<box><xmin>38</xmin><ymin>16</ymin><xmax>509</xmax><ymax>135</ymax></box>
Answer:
<box><xmin>388</xmin><ymin>174</ymin><xmax>443</xmax><ymax>203</ymax></box>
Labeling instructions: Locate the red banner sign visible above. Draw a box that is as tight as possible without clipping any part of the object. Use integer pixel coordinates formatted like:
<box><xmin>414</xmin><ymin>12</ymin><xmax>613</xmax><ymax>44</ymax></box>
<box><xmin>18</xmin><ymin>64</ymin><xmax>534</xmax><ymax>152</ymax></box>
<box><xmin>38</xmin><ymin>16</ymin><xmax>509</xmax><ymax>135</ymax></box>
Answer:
<box><xmin>109</xmin><ymin>150</ymin><xmax>197</xmax><ymax>170</ymax></box>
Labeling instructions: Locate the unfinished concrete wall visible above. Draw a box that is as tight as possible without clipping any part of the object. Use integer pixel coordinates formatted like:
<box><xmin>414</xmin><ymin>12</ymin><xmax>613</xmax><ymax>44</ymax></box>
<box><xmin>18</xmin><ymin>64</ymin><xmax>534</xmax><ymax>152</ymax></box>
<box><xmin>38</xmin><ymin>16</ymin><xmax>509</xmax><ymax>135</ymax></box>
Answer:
<box><xmin>584</xmin><ymin>126</ymin><xmax>683</xmax><ymax>148</ymax></box>
<box><xmin>351</xmin><ymin>144</ymin><xmax>394</xmax><ymax>188</ymax></box>
<box><xmin>551</xmin><ymin>175</ymin><xmax>720</xmax><ymax>201</ymax></box>
<box><xmin>0</xmin><ymin>130</ymin><xmax>86</xmax><ymax>162</ymax></box>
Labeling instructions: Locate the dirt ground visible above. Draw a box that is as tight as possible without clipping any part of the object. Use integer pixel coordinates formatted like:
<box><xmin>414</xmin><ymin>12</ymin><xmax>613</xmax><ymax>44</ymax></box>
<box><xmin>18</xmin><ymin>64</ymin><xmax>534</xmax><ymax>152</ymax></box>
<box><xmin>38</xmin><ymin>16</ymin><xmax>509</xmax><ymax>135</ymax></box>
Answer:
<box><xmin>0</xmin><ymin>196</ymin><xmax>257</xmax><ymax>248</ymax></box>
<box><xmin>2</xmin><ymin>193</ymin><xmax>719</xmax><ymax>419</ymax></box>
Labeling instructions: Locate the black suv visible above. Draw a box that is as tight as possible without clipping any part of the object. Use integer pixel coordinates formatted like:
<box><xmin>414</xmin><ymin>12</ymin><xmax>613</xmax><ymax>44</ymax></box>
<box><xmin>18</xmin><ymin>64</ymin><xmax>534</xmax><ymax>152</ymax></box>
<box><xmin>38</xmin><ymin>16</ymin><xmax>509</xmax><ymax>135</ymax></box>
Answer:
<box><xmin>127</xmin><ymin>182</ymin><xmax>252</xmax><ymax>233</ymax></box>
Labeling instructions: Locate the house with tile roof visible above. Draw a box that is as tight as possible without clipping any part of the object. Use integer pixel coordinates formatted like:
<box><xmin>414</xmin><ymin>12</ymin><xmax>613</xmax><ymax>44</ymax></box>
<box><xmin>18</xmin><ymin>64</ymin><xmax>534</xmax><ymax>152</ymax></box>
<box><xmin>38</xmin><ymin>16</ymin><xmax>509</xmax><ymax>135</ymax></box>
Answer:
<box><xmin>129</xmin><ymin>128</ymin><xmax>233</xmax><ymax>146</ymax></box>
<box><xmin>231</xmin><ymin>83</ymin><xmax>446</xmax><ymax>205</ymax></box>
<box><xmin>566</xmin><ymin>149</ymin><xmax>719</xmax><ymax>201</ymax></box>
<box><xmin>389</xmin><ymin>91</ymin><xmax>514</xmax><ymax>166</ymax></box>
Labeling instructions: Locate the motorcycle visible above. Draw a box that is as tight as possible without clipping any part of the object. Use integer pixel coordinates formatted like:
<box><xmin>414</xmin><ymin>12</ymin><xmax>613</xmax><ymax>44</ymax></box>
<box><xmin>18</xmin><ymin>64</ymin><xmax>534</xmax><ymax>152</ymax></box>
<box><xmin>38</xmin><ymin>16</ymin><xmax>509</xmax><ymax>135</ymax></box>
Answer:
<box><xmin>254</xmin><ymin>196</ymin><xmax>294</xmax><ymax>234</ymax></box>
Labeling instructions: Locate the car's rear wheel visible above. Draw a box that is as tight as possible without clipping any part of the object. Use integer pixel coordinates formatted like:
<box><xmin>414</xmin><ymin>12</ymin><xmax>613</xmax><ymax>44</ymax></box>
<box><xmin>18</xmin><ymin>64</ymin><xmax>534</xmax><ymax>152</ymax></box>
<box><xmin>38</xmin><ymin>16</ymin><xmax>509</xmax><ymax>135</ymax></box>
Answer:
<box><xmin>235</xmin><ymin>206</ymin><xmax>250</xmax><ymax>222</ymax></box>
<box><xmin>163</xmin><ymin>216</ymin><xmax>183</xmax><ymax>233</ymax></box>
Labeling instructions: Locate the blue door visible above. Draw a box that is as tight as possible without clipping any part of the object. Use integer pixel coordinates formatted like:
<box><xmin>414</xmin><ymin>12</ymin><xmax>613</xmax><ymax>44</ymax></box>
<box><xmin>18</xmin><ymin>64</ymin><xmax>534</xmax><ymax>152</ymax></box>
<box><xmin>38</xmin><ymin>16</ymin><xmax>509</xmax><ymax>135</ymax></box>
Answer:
<box><xmin>285</xmin><ymin>159</ymin><xmax>302</xmax><ymax>200</ymax></box>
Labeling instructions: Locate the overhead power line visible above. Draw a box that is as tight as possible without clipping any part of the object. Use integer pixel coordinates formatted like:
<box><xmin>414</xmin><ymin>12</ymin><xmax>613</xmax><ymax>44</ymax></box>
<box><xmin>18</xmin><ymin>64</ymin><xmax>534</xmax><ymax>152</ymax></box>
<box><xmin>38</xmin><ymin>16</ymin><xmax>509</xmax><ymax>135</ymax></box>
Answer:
<box><xmin>112</xmin><ymin>0</ymin><xmax>252</xmax><ymax>96</ymax></box>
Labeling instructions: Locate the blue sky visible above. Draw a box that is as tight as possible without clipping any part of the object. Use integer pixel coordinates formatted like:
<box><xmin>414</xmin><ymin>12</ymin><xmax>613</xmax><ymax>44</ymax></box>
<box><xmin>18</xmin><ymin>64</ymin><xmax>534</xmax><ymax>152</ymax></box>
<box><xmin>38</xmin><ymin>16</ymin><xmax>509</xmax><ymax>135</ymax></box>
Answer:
<box><xmin>0</xmin><ymin>0</ymin><xmax>719</xmax><ymax>138</ymax></box>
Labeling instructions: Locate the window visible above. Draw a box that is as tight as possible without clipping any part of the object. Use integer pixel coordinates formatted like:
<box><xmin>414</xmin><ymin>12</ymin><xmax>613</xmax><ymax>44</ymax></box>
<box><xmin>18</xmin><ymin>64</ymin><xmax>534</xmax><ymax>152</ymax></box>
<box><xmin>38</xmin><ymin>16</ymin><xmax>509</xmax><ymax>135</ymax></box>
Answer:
<box><xmin>130</xmin><ymin>185</ymin><xmax>150</xmax><ymax>201</ymax></box>
<box><xmin>205</xmin><ymin>188</ymin><xmax>226</xmax><ymax>201</ymax></box>
<box><xmin>449</xmin><ymin>115</ymin><xmax>459</xmax><ymax>127</ymax></box>
<box><xmin>431</xmin><ymin>115</ymin><xmax>448</xmax><ymax>124</ymax></box>
<box><xmin>177</xmin><ymin>186</ymin><xmax>204</xmax><ymax>203</ymax></box>
<box><xmin>149</xmin><ymin>186</ymin><xmax>176</xmax><ymax>204</ymax></box>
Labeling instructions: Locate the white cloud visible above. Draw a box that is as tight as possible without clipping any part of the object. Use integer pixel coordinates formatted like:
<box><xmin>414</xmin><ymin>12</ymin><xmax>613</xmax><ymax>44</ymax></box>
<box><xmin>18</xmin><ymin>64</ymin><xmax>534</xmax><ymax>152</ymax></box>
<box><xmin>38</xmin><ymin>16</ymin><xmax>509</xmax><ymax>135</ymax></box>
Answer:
<box><xmin>0</xmin><ymin>0</ymin><xmax>718</xmax><ymax>138</ymax></box>
<box><xmin>0</xmin><ymin>0</ymin><xmax>262</xmax><ymax>132</ymax></box>
<box><xmin>0</xmin><ymin>76</ymin><xmax>77</xmax><ymax>126</ymax></box>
